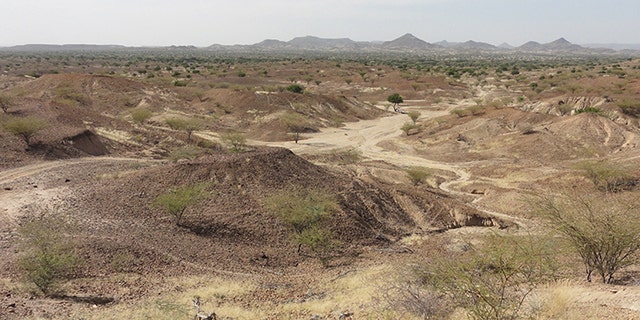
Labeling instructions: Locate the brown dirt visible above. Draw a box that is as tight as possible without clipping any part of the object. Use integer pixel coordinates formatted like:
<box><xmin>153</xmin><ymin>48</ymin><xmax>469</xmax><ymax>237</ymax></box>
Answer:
<box><xmin>2</xmin><ymin>59</ymin><xmax>640</xmax><ymax>319</ymax></box>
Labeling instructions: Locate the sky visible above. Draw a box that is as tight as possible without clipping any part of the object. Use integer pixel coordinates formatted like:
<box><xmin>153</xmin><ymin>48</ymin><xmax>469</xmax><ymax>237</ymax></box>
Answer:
<box><xmin>2</xmin><ymin>0</ymin><xmax>639</xmax><ymax>47</ymax></box>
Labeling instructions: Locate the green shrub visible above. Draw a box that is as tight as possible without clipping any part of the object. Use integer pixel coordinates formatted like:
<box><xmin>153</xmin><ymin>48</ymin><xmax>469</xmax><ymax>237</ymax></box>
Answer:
<box><xmin>169</xmin><ymin>145</ymin><xmax>203</xmax><ymax>162</ymax></box>
<box><xmin>422</xmin><ymin>234</ymin><xmax>557</xmax><ymax>319</ymax></box>
<box><xmin>285</xmin><ymin>84</ymin><xmax>304</xmax><ymax>94</ymax></box>
<box><xmin>18</xmin><ymin>218</ymin><xmax>82</xmax><ymax>295</ymax></box>
<box><xmin>617</xmin><ymin>100</ymin><xmax>640</xmax><ymax>117</ymax></box>
<box><xmin>3</xmin><ymin>116</ymin><xmax>48</xmax><ymax>146</ymax></box>
<box><xmin>401</xmin><ymin>122</ymin><xmax>418</xmax><ymax>136</ymax></box>
<box><xmin>130</xmin><ymin>108</ymin><xmax>153</xmax><ymax>124</ymax></box>
<box><xmin>265</xmin><ymin>188</ymin><xmax>337</xmax><ymax>233</ymax></box>
<box><xmin>406</xmin><ymin>167</ymin><xmax>430</xmax><ymax>186</ymax></box>
<box><xmin>152</xmin><ymin>183</ymin><xmax>210</xmax><ymax>226</ymax></box>
<box><xmin>264</xmin><ymin>188</ymin><xmax>340</xmax><ymax>265</ymax></box>
<box><xmin>295</xmin><ymin>226</ymin><xmax>338</xmax><ymax>266</ymax></box>
<box><xmin>0</xmin><ymin>95</ymin><xmax>13</xmax><ymax>113</ymax></box>
<box><xmin>450</xmin><ymin>108</ymin><xmax>469</xmax><ymax>117</ymax></box>
<box><xmin>281</xmin><ymin>112</ymin><xmax>312</xmax><ymax>143</ymax></box>
<box><xmin>53</xmin><ymin>86</ymin><xmax>90</xmax><ymax>106</ymax></box>
<box><xmin>221</xmin><ymin>132</ymin><xmax>247</xmax><ymax>152</ymax></box>
<box><xmin>576</xmin><ymin>107</ymin><xmax>603</xmax><ymax>115</ymax></box>
<box><xmin>575</xmin><ymin>160</ymin><xmax>635</xmax><ymax>193</ymax></box>
<box><xmin>407</xmin><ymin>111</ymin><xmax>420</xmax><ymax>124</ymax></box>
<box><xmin>165</xmin><ymin>117</ymin><xmax>202</xmax><ymax>141</ymax></box>
<box><xmin>535</xmin><ymin>193</ymin><xmax>640</xmax><ymax>283</ymax></box>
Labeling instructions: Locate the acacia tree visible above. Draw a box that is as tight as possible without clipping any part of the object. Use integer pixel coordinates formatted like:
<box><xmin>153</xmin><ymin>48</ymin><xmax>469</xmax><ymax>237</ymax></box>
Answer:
<box><xmin>152</xmin><ymin>182</ymin><xmax>209</xmax><ymax>226</ymax></box>
<box><xmin>535</xmin><ymin>193</ymin><xmax>640</xmax><ymax>283</ymax></box>
<box><xmin>18</xmin><ymin>217</ymin><xmax>82</xmax><ymax>295</ymax></box>
<box><xmin>422</xmin><ymin>234</ymin><xmax>557</xmax><ymax>320</ymax></box>
<box><xmin>165</xmin><ymin>117</ymin><xmax>202</xmax><ymax>142</ymax></box>
<box><xmin>221</xmin><ymin>132</ymin><xmax>247</xmax><ymax>152</ymax></box>
<box><xmin>406</xmin><ymin>166</ymin><xmax>430</xmax><ymax>186</ymax></box>
<box><xmin>281</xmin><ymin>112</ymin><xmax>311</xmax><ymax>143</ymax></box>
<box><xmin>3</xmin><ymin>116</ymin><xmax>48</xmax><ymax>146</ymax></box>
<box><xmin>387</xmin><ymin>93</ymin><xmax>404</xmax><ymax>112</ymax></box>
<box><xmin>407</xmin><ymin>111</ymin><xmax>420</xmax><ymax>125</ymax></box>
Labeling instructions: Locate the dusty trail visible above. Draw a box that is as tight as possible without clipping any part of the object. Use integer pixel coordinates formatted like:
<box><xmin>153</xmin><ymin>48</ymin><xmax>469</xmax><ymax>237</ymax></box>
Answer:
<box><xmin>0</xmin><ymin>157</ymin><xmax>159</xmax><ymax>224</ymax></box>
<box><xmin>262</xmin><ymin>102</ymin><xmax>530</xmax><ymax>228</ymax></box>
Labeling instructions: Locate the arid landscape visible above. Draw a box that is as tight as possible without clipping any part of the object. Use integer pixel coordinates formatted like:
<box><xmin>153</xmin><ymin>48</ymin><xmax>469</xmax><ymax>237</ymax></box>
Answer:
<box><xmin>1</xmin><ymin>44</ymin><xmax>640</xmax><ymax>319</ymax></box>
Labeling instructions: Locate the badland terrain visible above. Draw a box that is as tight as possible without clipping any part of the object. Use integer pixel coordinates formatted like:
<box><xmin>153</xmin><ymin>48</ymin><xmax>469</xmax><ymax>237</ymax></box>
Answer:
<box><xmin>1</xmin><ymin>37</ymin><xmax>640</xmax><ymax>319</ymax></box>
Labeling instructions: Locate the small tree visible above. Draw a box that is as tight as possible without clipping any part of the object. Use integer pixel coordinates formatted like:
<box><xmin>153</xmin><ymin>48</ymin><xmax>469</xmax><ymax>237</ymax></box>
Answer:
<box><xmin>422</xmin><ymin>234</ymin><xmax>557</xmax><ymax>320</ymax></box>
<box><xmin>18</xmin><ymin>217</ymin><xmax>82</xmax><ymax>295</ymax></box>
<box><xmin>406</xmin><ymin>167</ymin><xmax>430</xmax><ymax>186</ymax></box>
<box><xmin>281</xmin><ymin>112</ymin><xmax>310</xmax><ymax>143</ymax></box>
<box><xmin>387</xmin><ymin>93</ymin><xmax>404</xmax><ymax>112</ymax></box>
<box><xmin>165</xmin><ymin>117</ymin><xmax>202</xmax><ymax>142</ymax></box>
<box><xmin>221</xmin><ymin>132</ymin><xmax>247</xmax><ymax>152</ymax></box>
<box><xmin>0</xmin><ymin>95</ymin><xmax>13</xmax><ymax>113</ymax></box>
<box><xmin>3</xmin><ymin>116</ymin><xmax>48</xmax><ymax>146</ymax></box>
<box><xmin>407</xmin><ymin>111</ymin><xmax>420</xmax><ymax>125</ymax></box>
<box><xmin>535</xmin><ymin>193</ymin><xmax>640</xmax><ymax>283</ymax></box>
<box><xmin>152</xmin><ymin>183</ymin><xmax>209</xmax><ymax>226</ymax></box>
<box><xmin>130</xmin><ymin>108</ymin><xmax>153</xmax><ymax>125</ymax></box>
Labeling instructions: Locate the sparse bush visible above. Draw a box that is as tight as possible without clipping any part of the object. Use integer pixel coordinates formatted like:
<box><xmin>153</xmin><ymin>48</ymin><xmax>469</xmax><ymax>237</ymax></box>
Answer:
<box><xmin>401</xmin><ymin>122</ymin><xmax>418</xmax><ymax>136</ymax></box>
<box><xmin>534</xmin><ymin>193</ymin><xmax>640</xmax><ymax>283</ymax></box>
<box><xmin>575</xmin><ymin>160</ymin><xmax>635</xmax><ymax>193</ymax></box>
<box><xmin>165</xmin><ymin>117</ymin><xmax>203</xmax><ymax>141</ymax></box>
<box><xmin>264</xmin><ymin>188</ymin><xmax>340</xmax><ymax>265</ymax></box>
<box><xmin>221</xmin><ymin>132</ymin><xmax>247</xmax><ymax>152</ymax></box>
<box><xmin>18</xmin><ymin>217</ymin><xmax>82</xmax><ymax>295</ymax></box>
<box><xmin>173</xmin><ymin>80</ymin><xmax>188</xmax><ymax>87</ymax></box>
<box><xmin>407</xmin><ymin>111</ymin><xmax>420</xmax><ymax>125</ymax></box>
<box><xmin>576</xmin><ymin>106</ymin><xmax>603</xmax><ymax>115</ymax></box>
<box><xmin>328</xmin><ymin>148</ymin><xmax>362</xmax><ymax>164</ymax></box>
<box><xmin>406</xmin><ymin>167</ymin><xmax>430</xmax><ymax>186</ymax></box>
<box><xmin>3</xmin><ymin>116</ymin><xmax>48</xmax><ymax>146</ymax></box>
<box><xmin>422</xmin><ymin>234</ymin><xmax>557</xmax><ymax>320</ymax></box>
<box><xmin>617</xmin><ymin>100</ymin><xmax>640</xmax><ymax>117</ymax></box>
<box><xmin>467</xmin><ymin>105</ymin><xmax>486</xmax><ymax>115</ymax></box>
<box><xmin>130</xmin><ymin>108</ymin><xmax>153</xmax><ymax>124</ymax></box>
<box><xmin>169</xmin><ymin>145</ymin><xmax>203</xmax><ymax>162</ymax></box>
<box><xmin>285</xmin><ymin>84</ymin><xmax>304</xmax><ymax>94</ymax></box>
<box><xmin>0</xmin><ymin>94</ymin><xmax>13</xmax><ymax>113</ymax></box>
<box><xmin>53</xmin><ymin>86</ymin><xmax>90</xmax><ymax>106</ymax></box>
<box><xmin>450</xmin><ymin>108</ymin><xmax>469</xmax><ymax>117</ymax></box>
<box><xmin>295</xmin><ymin>226</ymin><xmax>338</xmax><ymax>266</ymax></box>
<box><xmin>152</xmin><ymin>182</ymin><xmax>210</xmax><ymax>226</ymax></box>
<box><xmin>281</xmin><ymin>112</ymin><xmax>312</xmax><ymax>143</ymax></box>
<box><xmin>557</xmin><ymin>103</ymin><xmax>573</xmax><ymax>116</ymax></box>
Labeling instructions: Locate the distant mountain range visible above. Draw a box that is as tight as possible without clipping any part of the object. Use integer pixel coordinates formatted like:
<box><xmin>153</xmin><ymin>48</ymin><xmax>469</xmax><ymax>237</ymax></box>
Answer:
<box><xmin>3</xmin><ymin>34</ymin><xmax>639</xmax><ymax>56</ymax></box>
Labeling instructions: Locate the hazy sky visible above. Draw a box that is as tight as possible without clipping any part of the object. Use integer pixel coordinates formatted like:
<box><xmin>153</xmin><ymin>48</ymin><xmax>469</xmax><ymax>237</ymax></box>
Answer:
<box><xmin>2</xmin><ymin>0</ymin><xmax>638</xmax><ymax>47</ymax></box>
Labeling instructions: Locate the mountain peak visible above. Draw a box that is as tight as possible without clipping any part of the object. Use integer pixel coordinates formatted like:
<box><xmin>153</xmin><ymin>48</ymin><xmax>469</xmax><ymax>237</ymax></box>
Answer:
<box><xmin>550</xmin><ymin>37</ymin><xmax>571</xmax><ymax>45</ymax></box>
<box><xmin>383</xmin><ymin>33</ymin><xmax>434</xmax><ymax>49</ymax></box>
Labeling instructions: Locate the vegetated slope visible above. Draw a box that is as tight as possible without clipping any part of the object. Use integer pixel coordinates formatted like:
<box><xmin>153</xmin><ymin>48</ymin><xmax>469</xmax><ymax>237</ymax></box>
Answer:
<box><xmin>0</xmin><ymin>73</ymin><xmax>391</xmax><ymax>167</ymax></box>
<box><xmin>0</xmin><ymin>74</ymin><xmax>184</xmax><ymax>166</ymax></box>
<box><xmin>193</xmin><ymin>88</ymin><xmax>385</xmax><ymax>141</ymax></box>
<box><xmin>22</xmin><ymin>147</ymin><xmax>479</xmax><ymax>279</ymax></box>
<box><xmin>416</xmin><ymin>107</ymin><xmax>639</xmax><ymax>162</ymax></box>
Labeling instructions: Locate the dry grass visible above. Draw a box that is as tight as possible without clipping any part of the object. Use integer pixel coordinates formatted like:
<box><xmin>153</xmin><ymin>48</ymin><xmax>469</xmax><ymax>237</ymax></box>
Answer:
<box><xmin>69</xmin><ymin>276</ymin><xmax>258</xmax><ymax>320</ymax></box>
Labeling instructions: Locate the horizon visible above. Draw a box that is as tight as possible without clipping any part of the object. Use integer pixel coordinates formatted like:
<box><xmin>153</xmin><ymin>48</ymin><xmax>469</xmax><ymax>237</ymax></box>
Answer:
<box><xmin>2</xmin><ymin>0</ymin><xmax>639</xmax><ymax>47</ymax></box>
<box><xmin>2</xmin><ymin>35</ymin><xmax>639</xmax><ymax>50</ymax></box>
